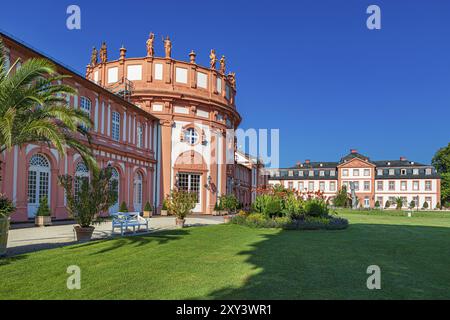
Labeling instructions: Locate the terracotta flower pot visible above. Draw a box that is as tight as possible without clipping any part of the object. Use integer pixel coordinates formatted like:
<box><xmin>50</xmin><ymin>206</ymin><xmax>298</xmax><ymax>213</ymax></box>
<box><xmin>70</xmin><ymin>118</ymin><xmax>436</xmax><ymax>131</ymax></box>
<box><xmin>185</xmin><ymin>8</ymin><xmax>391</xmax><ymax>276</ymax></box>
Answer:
<box><xmin>35</xmin><ymin>216</ymin><xmax>52</xmax><ymax>227</ymax></box>
<box><xmin>74</xmin><ymin>226</ymin><xmax>95</xmax><ymax>242</ymax></box>
<box><xmin>0</xmin><ymin>217</ymin><xmax>10</xmax><ymax>257</ymax></box>
<box><xmin>224</xmin><ymin>215</ymin><xmax>233</xmax><ymax>223</ymax></box>
<box><xmin>175</xmin><ymin>218</ymin><xmax>186</xmax><ymax>228</ymax></box>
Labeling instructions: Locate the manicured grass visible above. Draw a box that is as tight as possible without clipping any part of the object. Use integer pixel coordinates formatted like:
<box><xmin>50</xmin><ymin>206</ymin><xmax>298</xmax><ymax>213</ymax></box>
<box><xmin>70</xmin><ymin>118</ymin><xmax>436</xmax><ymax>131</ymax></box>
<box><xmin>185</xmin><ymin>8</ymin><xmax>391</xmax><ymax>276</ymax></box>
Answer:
<box><xmin>2</xmin><ymin>213</ymin><xmax>450</xmax><ymax>299</ymax></box>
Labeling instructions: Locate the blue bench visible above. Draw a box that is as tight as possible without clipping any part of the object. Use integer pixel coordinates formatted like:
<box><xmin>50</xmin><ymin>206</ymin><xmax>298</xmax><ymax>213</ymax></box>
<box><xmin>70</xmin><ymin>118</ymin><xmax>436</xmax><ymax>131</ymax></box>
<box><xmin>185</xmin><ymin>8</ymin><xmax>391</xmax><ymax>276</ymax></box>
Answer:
<box><xmin>111</xmin><ymin>212</ymin><xmax>149</xmax><ymax>236</ymax></box>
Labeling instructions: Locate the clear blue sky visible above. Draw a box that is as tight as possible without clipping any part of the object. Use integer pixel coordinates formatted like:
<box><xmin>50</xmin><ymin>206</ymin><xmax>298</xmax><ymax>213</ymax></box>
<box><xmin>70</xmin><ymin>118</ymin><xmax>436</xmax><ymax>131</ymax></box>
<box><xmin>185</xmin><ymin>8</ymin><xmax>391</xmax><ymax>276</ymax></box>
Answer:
<box><xmin>1</xmin><ymin>0</ymin><xmax>449</xmax><ymax>167</ymax></box>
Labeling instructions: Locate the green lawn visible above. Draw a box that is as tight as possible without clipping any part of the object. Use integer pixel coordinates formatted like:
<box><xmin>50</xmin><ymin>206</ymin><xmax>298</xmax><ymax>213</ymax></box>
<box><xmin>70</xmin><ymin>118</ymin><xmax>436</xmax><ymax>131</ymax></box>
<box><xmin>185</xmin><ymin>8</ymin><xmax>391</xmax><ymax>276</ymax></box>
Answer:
<box><xmin>1</xmin><ymin>212</ymin><xmax>450</xmax><ymax>300</ymax></box>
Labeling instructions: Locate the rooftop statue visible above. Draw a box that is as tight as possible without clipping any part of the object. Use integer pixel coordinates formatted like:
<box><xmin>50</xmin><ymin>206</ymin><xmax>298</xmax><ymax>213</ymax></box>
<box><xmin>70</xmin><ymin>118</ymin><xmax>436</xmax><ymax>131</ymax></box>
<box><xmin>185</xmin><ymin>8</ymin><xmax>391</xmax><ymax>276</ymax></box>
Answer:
<box><xmin>227</xmin><ymin>72</ymin><xmax>236</xmax><ymax>89</ymax></box>
<box><xmin>163</xmin><ymin>36</ymin><xmax>172</xmax><ymax>58</ymax></box>
<box><xmin>90</xmin><ymin>47</ymin><xmax>98</xmax><ymax>66</ymax></box>
<box><xmin>209</xmin><ymin>49</ymin><xmax>217</xmax><ymax>69</ymax></box>
<box><xmin>100</xmin><ymin>42</ymin><xmax>108</xmax><ymax>63</ymax></box>
<box><xmin>220</xmin><ymin>56</ymin><xmax>226</xmax><ymax>74</ymax></box>
<box><xmin>146</xmin><ymin>32</ymin><xmax>155</xmax><ymax>57</ymax></box>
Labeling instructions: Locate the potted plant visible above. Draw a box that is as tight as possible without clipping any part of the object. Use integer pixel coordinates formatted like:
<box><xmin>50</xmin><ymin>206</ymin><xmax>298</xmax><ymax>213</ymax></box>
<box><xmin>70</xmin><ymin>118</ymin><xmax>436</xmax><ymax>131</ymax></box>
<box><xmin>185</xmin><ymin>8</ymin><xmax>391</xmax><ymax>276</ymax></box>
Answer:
<box><xmin>422</xmin><ymin>201</ymin><xmax>429</xmax><ymax>210</ymax></box>
<box><xmin>59</xmin><ymin>166</ymin><xmax>118</xmax><ymax>242</ymax></box>
<box><xmin>221</xmin><ymin>194</ymin><xmax>238</xmax><ymax>223</ymax></box>
<box><xmin>119</xmin><ymin>201</ymin><xmax>128</xmax><ymax>213</ymax></box>
<box><xmin>166</xmin><ymin>189</ymin><xmax>196</xmax><ymax>228</ymax></box>
<box><xmin>0</xmin><ymin>194</ymin><xmax>15</xmax><ymax>257</ymax></box>
<box><xmin>143</xmin><ymin>201</ymin><xmax>153</xmax><ymax>218</ymax></box>
<box><xmin>213</xmin><ymin>198</ymin><xmax>224</xmax><ymax>216</ymax></box>
<box><xmin>35</xmin><ymin>196</ymin><xmax>52</xmax><ymax>227</ymax></box>
<box><xmin>161</xmin><ymin>199</ymin><xmax>169</xmax><ymax>216</ymax></box>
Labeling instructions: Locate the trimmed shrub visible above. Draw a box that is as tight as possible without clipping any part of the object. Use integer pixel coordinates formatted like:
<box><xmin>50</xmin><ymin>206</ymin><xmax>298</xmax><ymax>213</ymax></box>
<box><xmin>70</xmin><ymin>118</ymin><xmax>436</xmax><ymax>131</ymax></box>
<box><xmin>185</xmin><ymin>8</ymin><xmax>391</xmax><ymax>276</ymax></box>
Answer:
<box><xmin>264</xmin><ymin>197</ymin><xmax>282</xmax><ymax>218</ymax></box>
<box><xmin>374</xmin><ymin>201</ymin><xmax>380</xmax><ymax>209</ymax></box>
<box><xmin>423</xmin><ymin>201</ymin><xmax>429</xmax><ymax>209</ymax></box>
<box><xmin>409</xmin><ymin>200</ymin><xmax>416</xmax><ymax>209</ymax></box>
<box><xmin>36</xmin><ymin>197</ymin><xmax>51</xmax><ymax>217</ymax></box>
<box><xmin>119</xmin><ymin>201</ymin><xmax>128</xmax><ymax>213</ymax></box>
<box><xmin>304</xmin><ymin>198</ymin><xmax>328</xmax><ymax>217</ymax></box>
<box><xmin>144</xmin><ymin>202</ymin><xmax>153</xmax><ymax>212</ymax></box>
<box><xmin>385</xmin><ymin>200</ymin><xmax>391</xmax><ymax>209</ymax></box>
<box><xmin>0</xmin><ymin>194</ymin><xmax>15</xmax><ymax>218</ymax></box>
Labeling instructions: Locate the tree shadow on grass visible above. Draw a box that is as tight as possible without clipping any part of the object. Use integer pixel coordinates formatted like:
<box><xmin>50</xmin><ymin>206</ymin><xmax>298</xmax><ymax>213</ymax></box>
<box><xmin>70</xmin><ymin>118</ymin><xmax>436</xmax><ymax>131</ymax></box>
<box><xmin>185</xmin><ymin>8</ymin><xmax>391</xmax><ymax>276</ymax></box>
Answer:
<box><xmin>0</xmin><ymin>254</ymin><xmax>28</xmax><ymax>267</ymax></box>
<box><xmin>69</xmin><ymin>228</ymin><xmax>192</xmax><ymax>255</ymax></box>
<box><xmin>204</xmin><ymin>223</ymin><xmax>450</xmax><ymax>300</ymax></box>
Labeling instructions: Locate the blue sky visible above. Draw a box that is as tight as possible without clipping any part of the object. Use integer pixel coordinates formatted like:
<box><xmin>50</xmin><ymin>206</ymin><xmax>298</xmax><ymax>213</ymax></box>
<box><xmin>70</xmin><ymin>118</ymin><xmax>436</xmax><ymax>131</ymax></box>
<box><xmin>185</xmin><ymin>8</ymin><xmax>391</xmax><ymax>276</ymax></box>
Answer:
<box><xmin>1</xmin><ymin>0</ymin><xmax>449</xmax><ymax>167</ymax></box>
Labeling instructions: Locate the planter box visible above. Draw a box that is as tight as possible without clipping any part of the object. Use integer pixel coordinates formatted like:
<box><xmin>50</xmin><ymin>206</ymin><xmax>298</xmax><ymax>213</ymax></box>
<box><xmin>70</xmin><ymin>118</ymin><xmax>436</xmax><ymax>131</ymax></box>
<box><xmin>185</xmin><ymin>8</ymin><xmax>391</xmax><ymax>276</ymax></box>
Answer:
<box><xmin>35</xmin><ymin>216</ymin><xmax>52</xmax><ymax>227</ymax></box>
<box><xmin>143</xmin><ymin>211</ymin><xmax>153</xmax><ymax>218</ymax></box>
<box><xmin>161</xmin><ymin>210</ymin><xmax>168</xmax><ymax>216</ymax></box>
<box><xmin>223</xmin><ymin>215</ymin><xmax>234</xmax><ymax>223</ymax></box>
<box><xmin>0</xmin><ymin>217</ymin><xmax>10</xmax><ymax>257</ymax></box>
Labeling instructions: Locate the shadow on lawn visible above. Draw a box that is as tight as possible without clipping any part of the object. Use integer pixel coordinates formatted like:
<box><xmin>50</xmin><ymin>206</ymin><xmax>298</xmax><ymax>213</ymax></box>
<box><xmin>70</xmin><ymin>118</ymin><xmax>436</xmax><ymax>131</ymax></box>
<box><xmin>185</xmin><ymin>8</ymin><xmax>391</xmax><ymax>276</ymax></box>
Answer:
<box><xmin>204</xmin><ymin>223</ymin><xmax>450</xmax><ymax>300</ymax></box>
<box><xmin>70</xmin><ymin>228</ymin><xmax>192</xmax><ymax>255</ymax></box>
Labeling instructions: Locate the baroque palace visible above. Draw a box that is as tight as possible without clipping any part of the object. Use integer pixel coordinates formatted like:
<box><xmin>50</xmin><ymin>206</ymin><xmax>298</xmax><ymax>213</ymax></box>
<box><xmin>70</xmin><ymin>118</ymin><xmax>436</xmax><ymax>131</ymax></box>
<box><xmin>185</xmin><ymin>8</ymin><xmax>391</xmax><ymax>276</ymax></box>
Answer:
<box><xmin>268</xmin><ymin>150</ymin><xmax>441</xmax><ymax>209</ymax></box>
<box><xmin>0</xmin><ymin>31</ymin><xmax>267</xmax><ymax>222</ymax></box>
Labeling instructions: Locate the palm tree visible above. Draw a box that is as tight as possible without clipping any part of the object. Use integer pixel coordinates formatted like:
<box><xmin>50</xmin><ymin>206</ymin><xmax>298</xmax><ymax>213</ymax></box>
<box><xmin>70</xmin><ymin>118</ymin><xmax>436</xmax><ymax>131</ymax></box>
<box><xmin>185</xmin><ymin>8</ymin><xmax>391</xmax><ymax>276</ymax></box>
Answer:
<box><xmin>395</xmin><ymin>197</ymin><xmax>404</xmax><ymax>210</ymax></box>
<box><xmin>0</xmin><ymin>39</ymin><xmax>96</xmax><ymax>185</ymax></box>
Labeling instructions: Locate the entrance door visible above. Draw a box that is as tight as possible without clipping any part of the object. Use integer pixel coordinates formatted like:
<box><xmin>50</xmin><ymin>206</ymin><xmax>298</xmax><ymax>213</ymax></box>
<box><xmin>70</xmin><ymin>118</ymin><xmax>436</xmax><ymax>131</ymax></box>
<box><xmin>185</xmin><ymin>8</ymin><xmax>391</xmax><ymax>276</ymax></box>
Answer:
<box><xmin>177</xmin><ymin>173</ymin><xmax>202</xmax><ymax>213</ymax></box>
<box><xmin>133</xmin><ymin>172</ymin><xmax>143</xmax><ymax>212</ymax></box>
<box><xmin>109</xmin><ymin>168</ymin><xmax>120</xmax><ymax>214</ymax></box>
<box><xmin>27</xmin><ymin>154</ymin><xmax>51</xmax><ymax>218</ymax></box>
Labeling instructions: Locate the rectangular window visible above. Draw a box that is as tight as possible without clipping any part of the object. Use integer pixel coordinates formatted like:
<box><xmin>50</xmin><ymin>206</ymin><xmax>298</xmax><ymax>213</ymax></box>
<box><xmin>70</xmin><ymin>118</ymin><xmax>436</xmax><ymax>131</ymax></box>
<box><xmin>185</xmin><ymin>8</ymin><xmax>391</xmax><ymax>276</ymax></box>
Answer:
<box><xmin>377</xmin><ymin>169</ymin><xmax>383</xmax><ymax>176</ymax></box>
<box><xmin>342</xmin><ymin>169</ymin><xmax>349</xmax><ymax>177</ymax></box>
<box><xmin>308</xmin><ymin>181</ymin><xmax>314</xmax><ymax>191</ymax></box>
<box><xmin>377</xmin><ymin>196</ymin><xmax>383</xmax><ymax>205</ymax></box>
<box><xmin>425</xmin><ymin>197</ymin><xmax>432</xmax><ymax>208</ymax></box>
<box><xmin>353</xmin><ymin>169</ymin><xmax>360</xmax><ymax>176</ymax></box>
<box><xmin>413</xmin><ymin>169</ymin><xmax>419</xmax><ymax>175</ymax></box>
<box><xmin>401</xmin><ymin>181</ymin><xmax>407</xmax><ymax>191</ymax></box>
<box><xmin>354</xmin><ymin>181</ymin><xmax>359</xmax><ymax>191</ymax></box>
<box><xmin>288</xmin><ymin>171</ymin><xmax>293</xmax><ymax>177</ymax></box>
<box><xmin>111</xmin><ymin>111</ymin><xmax>120</xmax><ymax>141</ymax></box>
<box><xmin>389</xmin><ymin>197</ymin><xmax>396</xmax><ymax>206</ymax></box>
<box><xmin>364</xmin><ymin>169</ymin><xmax>370</xmax><ymax>176</ymax></box>
<box><xmin>136</xmin><ymin>124</ymin><xmax>143</xmax><ymax>148</ymax></box>
<box><xmin>364</xmin><ymin>181</ymin><xmax>370</xmax><ymax>191</ymax></box>
<box><xmin>309</xmin><ymin>170</ymin><xmax>314</xmax><ymax>177</ymax></box>
<box><xmin>176</xmin><ymin>67</ymin><xmax>188</xmax><ymax>84</ymax></box>
<box><xmin>107</xmin><ymin>67</ymin><xmax>118</xmax><ymax>83</ymax></box>
<box><xmin>288</xmin><ymin>182</ymin><xmax>293</xmax><ymax>190</ymax></box>
<box><xmin>377</xmin><ymin>181</ymin><xmax>383</xmax><ymax>191</ymax></box>
<box><xmin>216</xmin><ymin>76</ymin><xmax>222</xmax><ymax>93</ymax></box>
<box><xmin>389</xmin><ymin>169</ymin><xmax>395</xmax><ymax>176</ymax></box>
<box><xmin>413</xmin><ymin>181</ymin><xmax>419</xmax><ymax>191</ymax></box>
<box><xmin>426</xmin><ymin>168</ymin><xmax>432</xmax><ymax>175</ymax></box>
<box><xmin>299</xmin><ymin>171</ymin><xmax>304</xmax><ymax>177</ymax></box>
<box><xmin>425</xmin><ymin>181</ymin><xmax>432</xmax><ymax>191</ymax></box>
<box><xmin>226</xmin><ymin>85</ymin><xmax>231</xmax><ymax>100</ymax></box>
<box><xmin>154</xmin><ymin>63</ymin><xmax>163</xmax><ymax>80</ymax></box>
<box><xmin>298</xmin><ymin>182</ymin><xmax>304</xmax><ymax>191</ymax></box>
<box><xmin>197</xmin><ymin>72</ymin><xmax>208</xmax><ymax>89</ymax></box>
<box><xmin>389</xmin><ymin>181</ymin><xmax>395</xmax><ymax>191</ymax></box>
<box><xmin>319</xmin><ymin>182</ymin><xmax>325</xmax><ymax>192</ymax></box>
<box><xmin>401</xmin><ymin>169</ymin><xmax>407</xmax><ymax>175</ymax></box>
<box><xmin>330</xmin><ymin>181</ymin><xmax>336</xmax><ymax>192</ymax></box>
<box><xmin>319</xmin><ymin>171</ymin><xmax>325</xmax><ymax>177</ymax></box>
<box><xmin>364</xmin><ymin>197</ymin><xmax>370</xmax><ymax>208</ymax></box>
<box><xmin>127</xmin><ymin>65</ymin><xmax>142</xmax><ymax>81</ymax></box>
<box><xmin>330</xmin><ymin>170</ymin><xmax>336</xmax><ymax>177</ymax></box>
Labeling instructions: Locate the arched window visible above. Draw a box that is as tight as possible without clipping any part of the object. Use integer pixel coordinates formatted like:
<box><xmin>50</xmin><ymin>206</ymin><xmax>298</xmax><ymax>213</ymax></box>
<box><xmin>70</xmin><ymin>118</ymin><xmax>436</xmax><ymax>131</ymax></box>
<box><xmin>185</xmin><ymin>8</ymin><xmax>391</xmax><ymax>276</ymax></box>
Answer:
<box><xmin>133</xmin><ymin>172</ymin><xmax>143</xmax><ymax>212</ymax></box>
<box><xmin>74</xmin><ymin>162</ymin><xmax>90</xmax><ymax>200</ymax></box>
<box><xmin>27</xmin><ymin>154</ymin><xmax>51</xmax><ymax>218</ymax></box>
<box><xmin>109</xmin><ymin>167</ymin><xmax>120</xmax><ymax>213</ymax></box>
<box><xmin>184</xmin><ymin>128</ymin><xmax>199</xmax><ymax>145</ymax></box>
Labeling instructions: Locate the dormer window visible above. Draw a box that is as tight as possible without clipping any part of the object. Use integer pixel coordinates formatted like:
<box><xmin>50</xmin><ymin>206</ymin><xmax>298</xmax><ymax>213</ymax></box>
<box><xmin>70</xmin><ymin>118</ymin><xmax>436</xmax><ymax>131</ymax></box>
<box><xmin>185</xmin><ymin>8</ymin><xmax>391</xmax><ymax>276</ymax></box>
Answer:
<box><xmin>389</xmin><ymin>169</ymin><xmax>395</xmax><ymax>176</ymax></box>
<box><xmin>299</xmin><ymin>171</ymin><xmax>304</xmax><ymax>177</ymax></box>
<box><xmin>377</xmin><ymin>169</ymin><xmax>383</xmax><ymax>176</ymax></box>
<box><xmin>425</xmin><ymin>168</ymin><xmax>432</xmax><ymax>175</ymax></box>
<box><xmin>401</xmin><ymin>169</ymin><xmax>407</xmax><ymax>175</ymax></box>
<box><xmin>413</xmin><ymin>169</ymin><xmax>419</xmax><ymax>175</ymax></box>
<box><xmin>319</xmin><ymin>171</ymin><xmax>325</xmax><ymax>177</ymax></box>
<box><xmin>309</xmin><ymin>170</ymin><xmax>314</xmax><ymax>177</ymax></box>
<box><xmin>288</xmin><ymin>171</ymin><xmax>293</xmax><ymax>176</ymax></box>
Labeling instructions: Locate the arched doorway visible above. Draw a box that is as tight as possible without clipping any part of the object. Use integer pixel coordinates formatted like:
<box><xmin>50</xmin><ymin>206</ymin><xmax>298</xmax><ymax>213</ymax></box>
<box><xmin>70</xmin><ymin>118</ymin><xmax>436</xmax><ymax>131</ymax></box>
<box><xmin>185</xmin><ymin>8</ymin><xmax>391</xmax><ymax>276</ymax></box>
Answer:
<box><xmin>27</xmin><ymin>154</ymin><xmax>51</xmax><ymax>218</ymax></box>
<box><xmin>109</xmin><ymin>167</ymin><xmax>120</xmax><ymax>214</ymax></box>
<box><xmin>133</xmin><ymin>172</ymin><xmax>143</xmax><ymax>212</ymax></box>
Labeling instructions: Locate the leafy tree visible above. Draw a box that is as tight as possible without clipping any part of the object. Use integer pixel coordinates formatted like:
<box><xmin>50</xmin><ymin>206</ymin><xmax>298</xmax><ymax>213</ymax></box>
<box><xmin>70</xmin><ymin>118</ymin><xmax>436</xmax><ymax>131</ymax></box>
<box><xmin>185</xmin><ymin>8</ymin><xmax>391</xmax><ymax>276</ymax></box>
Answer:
<box><xmin>0</xmin><ymin>39</ymin><xmax>95</xmax><ymax>187</ymax></box>
<box><xmin>221</xmin><ymin>194</ymin><xmax>239</xmax><ymax>214</ymax></box>
<box><xmin>58</xmin><ymin>167</ymin><xmax>118</xmax><ymax>228</ymax></box>
<box><xmin>166</xmin><ymin>189</ymin><xmax>197</xmax><ymax>220</ymax></box>
<box><xmin>432</xmin><ymin>143</ymin><xmax>450</xmax><ymax>205</ymax></box>
<box><xmin>333</xmin><ymin>186</ymin><xmax>349</xmax><ymax>208</ymax></box>
<box><xmin>409</xmin><ymin>200</ymin><xmax>415</xmax><ymax>210</ymax></box>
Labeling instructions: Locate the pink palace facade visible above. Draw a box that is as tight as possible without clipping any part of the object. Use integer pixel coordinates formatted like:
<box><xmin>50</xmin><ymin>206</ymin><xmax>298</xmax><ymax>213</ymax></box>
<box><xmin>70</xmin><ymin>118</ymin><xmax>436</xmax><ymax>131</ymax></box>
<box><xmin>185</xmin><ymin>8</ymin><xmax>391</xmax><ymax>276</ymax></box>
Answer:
<box><xmin>0</xmin><ymin>31</ymin><xmax>268</xmax><ymax>223</ymax></box>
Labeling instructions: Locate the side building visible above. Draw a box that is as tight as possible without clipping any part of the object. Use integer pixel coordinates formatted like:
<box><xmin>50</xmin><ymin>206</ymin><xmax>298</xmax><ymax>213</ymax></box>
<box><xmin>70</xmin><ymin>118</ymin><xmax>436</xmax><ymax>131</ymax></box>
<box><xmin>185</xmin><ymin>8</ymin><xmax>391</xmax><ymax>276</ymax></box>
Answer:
<box><xmin>268</xmin><ymin>150</ymin><xmax>441</xmax><ymax>209</ymax></box>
